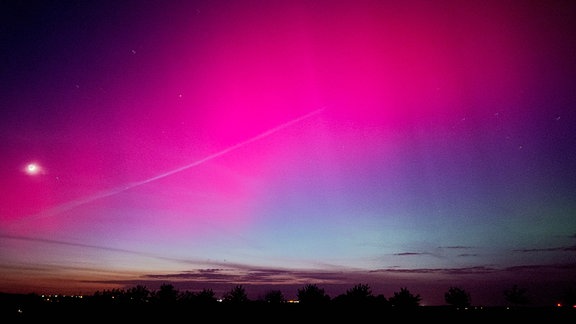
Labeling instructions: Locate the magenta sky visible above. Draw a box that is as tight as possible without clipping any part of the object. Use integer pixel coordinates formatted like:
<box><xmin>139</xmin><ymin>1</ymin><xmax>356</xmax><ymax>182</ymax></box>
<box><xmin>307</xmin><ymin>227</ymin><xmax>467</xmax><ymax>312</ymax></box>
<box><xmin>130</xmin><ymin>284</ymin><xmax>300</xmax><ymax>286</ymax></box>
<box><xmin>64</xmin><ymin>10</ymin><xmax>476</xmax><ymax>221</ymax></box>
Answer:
<box><xmin>1</xmin><ymin>0</ymin><xmax>575</xmax><ymax>306</ymax></box>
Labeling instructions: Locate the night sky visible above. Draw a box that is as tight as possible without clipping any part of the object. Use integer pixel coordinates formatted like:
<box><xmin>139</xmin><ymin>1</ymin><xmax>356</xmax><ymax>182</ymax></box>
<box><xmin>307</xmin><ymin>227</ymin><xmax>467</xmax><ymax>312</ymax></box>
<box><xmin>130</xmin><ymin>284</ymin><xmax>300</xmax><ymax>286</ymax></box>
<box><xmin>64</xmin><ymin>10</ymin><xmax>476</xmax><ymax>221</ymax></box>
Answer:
<box><xmin>1</xmin><ymin>0</ymin><xmax>575</xmax><ymax>306</ymax></box>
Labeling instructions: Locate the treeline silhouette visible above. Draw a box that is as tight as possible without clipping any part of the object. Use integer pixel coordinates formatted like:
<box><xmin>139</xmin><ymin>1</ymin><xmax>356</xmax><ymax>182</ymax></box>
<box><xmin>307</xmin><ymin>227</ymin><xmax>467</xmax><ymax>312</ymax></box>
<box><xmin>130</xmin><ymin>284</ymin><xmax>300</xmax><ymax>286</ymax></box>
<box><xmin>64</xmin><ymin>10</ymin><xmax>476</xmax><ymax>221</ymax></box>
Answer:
<box><xmin>2</xmin><ymin>283</ymin><xmax>575</xmax><ymax>322</ymax></box>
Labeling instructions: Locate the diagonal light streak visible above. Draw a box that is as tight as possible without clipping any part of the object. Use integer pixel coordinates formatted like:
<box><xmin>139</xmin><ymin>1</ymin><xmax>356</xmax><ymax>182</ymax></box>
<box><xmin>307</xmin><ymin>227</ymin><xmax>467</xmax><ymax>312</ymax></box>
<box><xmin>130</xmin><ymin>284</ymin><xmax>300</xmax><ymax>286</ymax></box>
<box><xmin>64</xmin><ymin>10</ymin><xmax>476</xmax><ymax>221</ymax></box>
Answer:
<box><xmin>9</xmin><ymin>107</ymin><xmax>325</xmax><ymax>226</ymax></box>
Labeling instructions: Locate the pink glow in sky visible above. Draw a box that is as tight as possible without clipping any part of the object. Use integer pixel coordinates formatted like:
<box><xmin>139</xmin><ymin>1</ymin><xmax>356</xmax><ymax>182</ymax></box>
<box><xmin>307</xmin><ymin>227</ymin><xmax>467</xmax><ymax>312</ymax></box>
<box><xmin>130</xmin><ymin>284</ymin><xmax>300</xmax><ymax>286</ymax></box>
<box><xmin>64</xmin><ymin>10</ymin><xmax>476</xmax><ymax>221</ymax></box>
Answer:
<box><xmin>1</xmin><ymin>0</ymin><xmax>575</xmax><ymax>306</ymax></box>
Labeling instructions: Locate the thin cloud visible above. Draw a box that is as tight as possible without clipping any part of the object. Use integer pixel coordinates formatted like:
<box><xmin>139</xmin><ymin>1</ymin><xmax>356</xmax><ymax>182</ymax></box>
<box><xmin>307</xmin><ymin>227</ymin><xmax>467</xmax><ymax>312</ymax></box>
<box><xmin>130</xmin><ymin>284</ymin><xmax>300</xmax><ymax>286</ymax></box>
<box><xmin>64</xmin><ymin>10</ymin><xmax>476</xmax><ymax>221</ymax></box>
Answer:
<box><xmin>438</xmin><ymin>246</ymin><xmax>476</xmax><ymax>249</ymax></box>
<box><xmin>0</xmin><ymin>234</ymin><xmax>358</xmax><ymax>281</ymax></box>
<box><xmin>504</xmin><ymin>263</ymin><xmax>576</xmax><ymax>272</ymax></box>
<box><xmin>0</xmin><ymin>234</ymin><xmax>199</xmax><ymax>265</ymax></box>
<box><xmin>513</xmin><ymin>245</ymin><xmax>576</xmax><ymax>252</ymax></box>
<box><xmin>0</xmin><ymin>234</ymin><xmax>264</xmax><ymax>269</ymax></box>
<box><xmin>394</xmin><ymin>252</ymin><xmax>426</xmax><ymax>256</ymax></box>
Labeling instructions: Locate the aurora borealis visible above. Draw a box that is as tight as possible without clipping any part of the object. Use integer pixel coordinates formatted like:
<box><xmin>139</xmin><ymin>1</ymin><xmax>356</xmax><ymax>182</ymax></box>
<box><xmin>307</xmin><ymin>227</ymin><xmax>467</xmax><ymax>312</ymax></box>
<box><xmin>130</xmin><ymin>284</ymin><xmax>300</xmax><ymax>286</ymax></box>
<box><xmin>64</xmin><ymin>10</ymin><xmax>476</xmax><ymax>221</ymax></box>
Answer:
<box><xmin>1</xmin><ymin>0</ymin><xmax>575</xmax><ymax>306</ymax></box>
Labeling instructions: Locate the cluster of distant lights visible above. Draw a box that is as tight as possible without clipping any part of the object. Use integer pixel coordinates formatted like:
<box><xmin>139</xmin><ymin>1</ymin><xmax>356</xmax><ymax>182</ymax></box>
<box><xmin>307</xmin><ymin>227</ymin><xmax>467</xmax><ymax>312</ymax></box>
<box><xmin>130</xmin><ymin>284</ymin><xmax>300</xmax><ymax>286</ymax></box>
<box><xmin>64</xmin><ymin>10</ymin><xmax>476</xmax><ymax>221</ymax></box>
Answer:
<box><xmin>37</xmin><ymin>294</ymin><xmax>300</xmax><ymax>303</ymax></box>
<box><xmin>214</xmin><ymin>298</ymin><xmax>299</xmax><ymax>303</ymax></box>
<box><xmin>40</xmin><ymin>294</ymin><xmax>84</xmax><ymax>302</ymax></box>
<box><xmin>31</xmin><ymin>294</ymin><xmax>574</xmax><ymax>307</ymax></box>
<box><xmin>10</xmin><ymin>293</ymin><xmax>574</xmax><ymax>316</ymax></box>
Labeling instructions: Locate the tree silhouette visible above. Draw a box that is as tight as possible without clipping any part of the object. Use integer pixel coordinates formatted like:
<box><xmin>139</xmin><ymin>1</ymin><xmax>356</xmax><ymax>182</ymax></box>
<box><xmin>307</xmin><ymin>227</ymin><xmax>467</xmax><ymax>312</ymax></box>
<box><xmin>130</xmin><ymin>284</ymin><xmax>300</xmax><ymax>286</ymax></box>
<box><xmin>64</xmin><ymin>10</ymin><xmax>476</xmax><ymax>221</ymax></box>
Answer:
<box><xmin>262</xmin><ymin>289</ymin><xmax>285</xmax><ymax>303</ymax></box>
<box><xmin>155</xmin><ymin>283</ymin><xmax>179</xmax><ymax>305</ymax></box>
<box><xmin>444</xmin><ymin>286</ymin><xmax>471</xmax><ymax>308</ymax></box>
<box><xmin>222</xmin><ymin>285</ymin><xmax>249</xmax><ymax>304</ymax></box>
<box><xmin>296</xmin><ymin>284</ymin><xmax>330</xmax><ymax>305</ymax></box>
<box><xmin>92</xmin><ymin>288</ymin><xmax>126</xmax><ymax>304</ymax></box>
<box><xmin>177</xmin><ymin>288</ymin><xmax>217</xmax><ymax>306</ymax></box>
<box><xmin>388</xmin><ymin>287</ymin><xmax>421</xmax><ymax>308</ymax></box>
<box><xmin>336</xmin><ymin>283</ymin><xmax>377</xmax><ymax>305</ymax></box>
<box><xmin>347</xmin><ymin>283</ymin><xmax>372</xmax><ymax>298</ymax></box>
<box><xmin>125</xmin><ymin>285</ymin><xmax>150</xmax><ymax>304</ymax></box>
<box><xmin>178</xmin><ymin>290</ymin><xmax>196</xmax><ymax>305</ymax></box>
<box><xmin>196</xmin><ymin>288</ymin><xmax>217</xmax><ymax>305</ymax></box>
<box><xmin>504</xmin><ymin>284</ymin><xmax>530</xmax><ymax>306</ymax></box>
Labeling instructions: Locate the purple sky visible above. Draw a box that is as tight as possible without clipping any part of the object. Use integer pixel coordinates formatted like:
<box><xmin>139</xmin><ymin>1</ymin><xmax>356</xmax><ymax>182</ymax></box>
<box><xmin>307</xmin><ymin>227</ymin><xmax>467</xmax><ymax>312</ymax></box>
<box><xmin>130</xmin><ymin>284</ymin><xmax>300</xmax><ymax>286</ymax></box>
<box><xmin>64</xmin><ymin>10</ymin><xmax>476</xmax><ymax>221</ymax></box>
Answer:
<box><xmin>1</xmin><ymin>0</ymin><xmax>575</xmax><ymax>306</ymax></box>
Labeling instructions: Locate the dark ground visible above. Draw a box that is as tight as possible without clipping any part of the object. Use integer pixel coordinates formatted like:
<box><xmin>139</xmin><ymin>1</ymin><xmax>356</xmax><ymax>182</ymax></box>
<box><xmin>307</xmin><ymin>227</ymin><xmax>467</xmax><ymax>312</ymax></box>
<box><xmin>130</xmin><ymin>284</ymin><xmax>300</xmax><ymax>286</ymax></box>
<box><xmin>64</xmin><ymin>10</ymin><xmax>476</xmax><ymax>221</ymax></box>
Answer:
<box><xmin>1</xmin><ymin>293</ymin><xmax>575</xmax><ymax>323</ymax></box>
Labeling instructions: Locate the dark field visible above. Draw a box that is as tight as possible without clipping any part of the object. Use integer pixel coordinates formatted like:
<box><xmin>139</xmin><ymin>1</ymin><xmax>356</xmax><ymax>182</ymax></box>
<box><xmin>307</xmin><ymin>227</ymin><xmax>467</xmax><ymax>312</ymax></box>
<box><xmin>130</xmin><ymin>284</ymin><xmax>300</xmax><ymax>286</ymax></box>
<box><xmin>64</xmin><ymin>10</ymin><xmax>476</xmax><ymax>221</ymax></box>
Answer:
<box><xmin>2</xmin><ymin>294</ymin><xmax>575</xmax><ymax>324</ymax></box>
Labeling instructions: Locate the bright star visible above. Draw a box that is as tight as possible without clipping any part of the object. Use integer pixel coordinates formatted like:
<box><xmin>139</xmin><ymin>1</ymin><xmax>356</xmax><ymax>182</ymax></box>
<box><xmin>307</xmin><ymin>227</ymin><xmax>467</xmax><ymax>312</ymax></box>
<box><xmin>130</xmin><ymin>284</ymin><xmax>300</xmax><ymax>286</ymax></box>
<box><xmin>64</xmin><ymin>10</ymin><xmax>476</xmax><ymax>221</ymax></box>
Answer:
<box><xmin>25</xmin><ymin>163</ymin><xmax>41</xmax><ymax>175</ymax></box>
